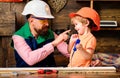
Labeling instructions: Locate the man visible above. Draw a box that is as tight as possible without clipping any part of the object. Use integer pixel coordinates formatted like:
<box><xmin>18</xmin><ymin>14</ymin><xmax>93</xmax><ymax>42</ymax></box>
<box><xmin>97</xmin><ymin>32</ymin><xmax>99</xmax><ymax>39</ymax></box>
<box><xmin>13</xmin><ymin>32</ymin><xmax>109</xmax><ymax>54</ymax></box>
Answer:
<box><xmin>11</xmin><ymin>0</ymin><xmax>70</xmax><ymax>67</ymax></box>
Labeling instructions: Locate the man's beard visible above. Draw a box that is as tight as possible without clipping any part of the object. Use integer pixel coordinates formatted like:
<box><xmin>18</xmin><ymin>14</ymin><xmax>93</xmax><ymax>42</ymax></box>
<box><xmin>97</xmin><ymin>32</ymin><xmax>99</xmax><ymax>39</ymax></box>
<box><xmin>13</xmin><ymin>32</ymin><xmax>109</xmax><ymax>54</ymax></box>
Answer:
<box><xmin>35</xmin><ymin>26</ymin><xmax>49</xmax><ymax>36</ymax></box>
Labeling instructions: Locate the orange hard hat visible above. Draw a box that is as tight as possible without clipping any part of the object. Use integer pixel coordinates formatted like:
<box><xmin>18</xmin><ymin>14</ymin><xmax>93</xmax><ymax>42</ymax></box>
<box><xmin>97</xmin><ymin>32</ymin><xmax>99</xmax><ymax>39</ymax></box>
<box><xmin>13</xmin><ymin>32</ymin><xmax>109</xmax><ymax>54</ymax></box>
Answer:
<box><xmin>69</xmin><ymin>7</ymin><xmax>100</xmax><ymax>31</ymax></box>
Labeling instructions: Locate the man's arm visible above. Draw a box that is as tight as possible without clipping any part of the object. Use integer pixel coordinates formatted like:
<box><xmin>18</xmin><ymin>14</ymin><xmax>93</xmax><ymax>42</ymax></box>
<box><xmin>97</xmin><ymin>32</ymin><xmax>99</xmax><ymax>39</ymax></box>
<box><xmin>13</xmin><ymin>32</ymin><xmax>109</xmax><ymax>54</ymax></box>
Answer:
<box><xmin>53</xmin><ymin>32</ymin><xmax>70</xmax><ymax>58</ymax></box>
<box><xmin>12</xmin><ymin>35</ymin><xmax>54</xmax><ymax>66</ymax></box>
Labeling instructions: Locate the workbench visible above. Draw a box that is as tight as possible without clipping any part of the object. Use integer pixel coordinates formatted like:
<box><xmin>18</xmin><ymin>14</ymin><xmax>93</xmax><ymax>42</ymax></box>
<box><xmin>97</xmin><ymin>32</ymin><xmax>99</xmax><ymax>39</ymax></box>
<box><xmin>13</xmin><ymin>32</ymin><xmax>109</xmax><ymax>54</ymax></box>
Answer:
<box><xmin>0</xmin><ymin>67</ymin><xmax>119</xmax><ymax>78</ymax></box>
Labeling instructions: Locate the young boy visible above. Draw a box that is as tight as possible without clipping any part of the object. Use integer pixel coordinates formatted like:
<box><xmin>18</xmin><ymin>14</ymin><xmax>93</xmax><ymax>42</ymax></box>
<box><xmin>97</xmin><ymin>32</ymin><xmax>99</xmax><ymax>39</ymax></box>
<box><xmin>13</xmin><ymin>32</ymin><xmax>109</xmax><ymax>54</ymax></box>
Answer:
<box><xmin>68</xmin><ymin>7</ymin><xmax>100</xmax><ymax>67</ymax></box>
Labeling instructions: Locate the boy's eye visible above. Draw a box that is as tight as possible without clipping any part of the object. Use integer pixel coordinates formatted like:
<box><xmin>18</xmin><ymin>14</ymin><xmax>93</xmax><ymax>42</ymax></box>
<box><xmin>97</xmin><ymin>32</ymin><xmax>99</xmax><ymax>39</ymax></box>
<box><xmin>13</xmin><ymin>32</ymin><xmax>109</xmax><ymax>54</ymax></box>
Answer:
<box><xmin>75</xmin><ymin>23</ymin><xmax>78</xmax><ymax>26</ymax></box>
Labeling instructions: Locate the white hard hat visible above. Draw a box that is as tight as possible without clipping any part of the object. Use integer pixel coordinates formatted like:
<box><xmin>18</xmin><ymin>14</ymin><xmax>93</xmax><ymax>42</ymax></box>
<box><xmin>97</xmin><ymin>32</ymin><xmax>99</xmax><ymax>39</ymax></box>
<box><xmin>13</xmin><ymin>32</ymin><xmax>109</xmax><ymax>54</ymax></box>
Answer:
<box><xmin>22</xmin><ymin>0</ymin><xmax>54</xmax><ymax>19</ymax></box>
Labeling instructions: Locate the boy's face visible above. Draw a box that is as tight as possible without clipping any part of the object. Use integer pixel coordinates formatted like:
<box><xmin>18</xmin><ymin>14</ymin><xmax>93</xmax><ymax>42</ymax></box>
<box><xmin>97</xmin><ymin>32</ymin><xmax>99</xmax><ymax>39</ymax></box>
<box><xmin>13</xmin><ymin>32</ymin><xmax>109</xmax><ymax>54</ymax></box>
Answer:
<box><xmin>72</xmin><ymin>19</ymin><xmax>86</xmax><ymax>35</ymax></box>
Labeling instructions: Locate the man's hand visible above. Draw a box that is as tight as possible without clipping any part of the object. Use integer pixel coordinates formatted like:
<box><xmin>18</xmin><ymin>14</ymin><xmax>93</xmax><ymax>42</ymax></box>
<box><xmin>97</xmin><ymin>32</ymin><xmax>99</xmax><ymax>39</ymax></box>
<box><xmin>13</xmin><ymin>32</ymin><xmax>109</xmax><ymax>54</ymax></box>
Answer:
<box><xmin>52</xmin><ymin>30</ymin><xmax>70</xmax><ymax>46</ymax></box>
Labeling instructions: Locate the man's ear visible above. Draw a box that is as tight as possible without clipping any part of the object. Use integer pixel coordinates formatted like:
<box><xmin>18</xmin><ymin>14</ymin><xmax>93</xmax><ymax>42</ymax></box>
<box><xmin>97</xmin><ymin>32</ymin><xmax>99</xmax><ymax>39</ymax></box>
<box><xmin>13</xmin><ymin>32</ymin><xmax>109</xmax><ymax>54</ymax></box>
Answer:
<box><xmin>28</xmin><ymin>17</ymin><xmax>35</xmax><ymax>27</ymax></box>
<box><xmin>28</xmin><ymin>16</ymin><xmax>34</xmax><ymax>23</ymax></box>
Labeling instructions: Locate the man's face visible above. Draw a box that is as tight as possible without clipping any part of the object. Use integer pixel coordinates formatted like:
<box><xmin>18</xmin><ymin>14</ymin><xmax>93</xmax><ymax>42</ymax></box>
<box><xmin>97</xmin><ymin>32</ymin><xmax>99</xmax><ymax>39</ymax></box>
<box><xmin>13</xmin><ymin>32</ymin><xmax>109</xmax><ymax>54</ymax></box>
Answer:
<box><xmin>31</xmin><ymin>16</ymin><xmax>49</xmax><ymax>36</ymax></box>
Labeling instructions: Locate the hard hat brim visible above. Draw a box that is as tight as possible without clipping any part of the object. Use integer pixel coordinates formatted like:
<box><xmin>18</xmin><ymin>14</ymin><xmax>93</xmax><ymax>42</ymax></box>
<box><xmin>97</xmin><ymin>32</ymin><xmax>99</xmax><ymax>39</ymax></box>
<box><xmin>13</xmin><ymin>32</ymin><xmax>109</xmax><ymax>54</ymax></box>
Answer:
<box><xmin>22</xmin><ymin>12</ymin><xmax>55</xmax><ymax>19</ymax></box>
<box><xmin>69</xmin><ymin>12</ymin><xmax>80</xmax><ymax>18</ymax></box>
<box><xmin>38</xmin><ymin>15</ymin><xmax>55</xmax><ymax>19</ymax></box>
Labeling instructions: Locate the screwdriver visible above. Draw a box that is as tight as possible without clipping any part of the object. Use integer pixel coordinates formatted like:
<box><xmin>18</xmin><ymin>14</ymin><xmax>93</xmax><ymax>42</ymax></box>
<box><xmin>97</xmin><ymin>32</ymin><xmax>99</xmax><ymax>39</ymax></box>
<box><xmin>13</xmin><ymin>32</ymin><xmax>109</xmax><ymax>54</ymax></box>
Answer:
<box><xmin>70</xmin><ymin>39</ymin><xmax>80</xmax><ymax>67</ymax></box>
<box><xmin>72</xmin><ymin>39</ymin><xmax>81</xmax><ymax>57</ymax></box>
<box><xmin>37</xmin><ymin>69</ymin><xmax>58</xmax><ymax>74</ymax></box>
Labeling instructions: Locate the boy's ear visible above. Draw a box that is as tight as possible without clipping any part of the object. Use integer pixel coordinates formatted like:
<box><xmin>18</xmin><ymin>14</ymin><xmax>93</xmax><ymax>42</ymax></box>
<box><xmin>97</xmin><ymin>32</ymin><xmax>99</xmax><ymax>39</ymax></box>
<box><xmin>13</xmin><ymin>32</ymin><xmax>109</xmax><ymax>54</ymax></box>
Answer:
<box><xmin>85</xmin><ymin>19</ymin><xmax>90</xmax><ymax>27</ymax></box>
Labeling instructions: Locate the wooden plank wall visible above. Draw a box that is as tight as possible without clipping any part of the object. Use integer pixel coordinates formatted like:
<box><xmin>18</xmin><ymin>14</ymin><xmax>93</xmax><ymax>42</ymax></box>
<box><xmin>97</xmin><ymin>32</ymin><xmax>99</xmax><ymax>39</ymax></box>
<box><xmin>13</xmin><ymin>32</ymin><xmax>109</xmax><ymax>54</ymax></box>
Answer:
<box><xmin>0</xmin><ymin>12</ymin><xmax>16</xmax><ymax>67</ymax></box>
<box><xmin>0</xmin><ymin>2</ymin><xmax>25</xmax><ymax>67</ymax></box>
<box><xmin>0</xmin><ymin>0</ymin><xmax>120</xmax><ymax>67</ymax></box>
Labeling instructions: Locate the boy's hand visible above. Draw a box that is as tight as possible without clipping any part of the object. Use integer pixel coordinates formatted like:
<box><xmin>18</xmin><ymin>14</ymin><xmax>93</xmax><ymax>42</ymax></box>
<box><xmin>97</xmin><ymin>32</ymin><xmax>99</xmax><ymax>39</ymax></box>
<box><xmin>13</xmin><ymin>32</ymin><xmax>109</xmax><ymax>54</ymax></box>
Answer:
<box><xmin>90</xmin><ymin>59</ymin><xmax>102</xmax><ymax>67</ymax></box>
<box><xmin>76</xmin><ymin>43</ymin><xmax>83</xmax><ymax>50</ymax></box>
<box><xmin>69</xmin><ymin>34</ymin><xmax>79</xmax><ymax>44</ymax></box>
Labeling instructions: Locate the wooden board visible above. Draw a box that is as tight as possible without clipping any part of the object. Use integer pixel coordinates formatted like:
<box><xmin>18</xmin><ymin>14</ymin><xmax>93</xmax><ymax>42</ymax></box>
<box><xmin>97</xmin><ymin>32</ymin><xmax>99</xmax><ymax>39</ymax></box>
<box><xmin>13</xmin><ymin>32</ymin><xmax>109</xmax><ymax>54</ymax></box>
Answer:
<box><xmin>0</xmin><ymin>67</ymin><xmax>116</xmax><ymax>73</ymax></box>
<box><xmin>0</xmin><ymin>12</ymin><xmax>15</xmax><ymax>36</ymax></box>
